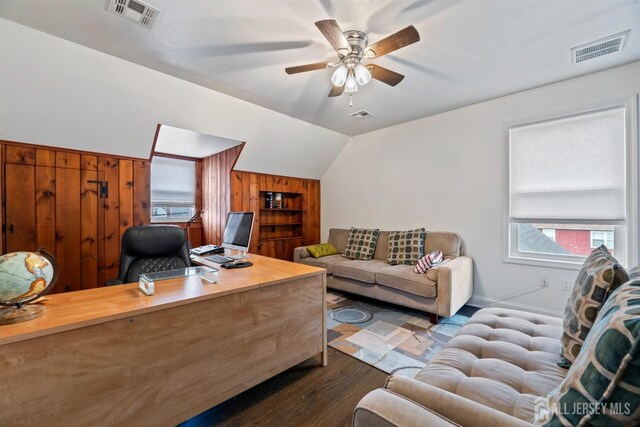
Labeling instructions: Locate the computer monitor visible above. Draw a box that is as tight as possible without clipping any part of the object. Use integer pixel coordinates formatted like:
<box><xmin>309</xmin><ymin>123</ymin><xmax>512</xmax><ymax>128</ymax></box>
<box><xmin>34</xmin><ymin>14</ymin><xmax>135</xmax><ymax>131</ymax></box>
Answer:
<box><xmin>221</xmin><ymin>212</ymin><xmax>255</xmax><ymax>259</ymax></box>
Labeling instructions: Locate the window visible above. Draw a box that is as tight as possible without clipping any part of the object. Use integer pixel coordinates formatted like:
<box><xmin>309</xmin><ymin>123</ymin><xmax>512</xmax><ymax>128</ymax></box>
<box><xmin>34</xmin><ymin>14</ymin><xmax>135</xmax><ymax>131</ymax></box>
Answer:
<box><xmin>591</xmin><ymin>230</ymin><xmax>614</xmax><ymax>248</ymax></box>
<box><xmin>508</xmin><ymin>105</ymin><xmax>632</xmax><ymax>267</ymax></box>
<box><xmin>150</xmin><ymin>156</ymin><xmax>196</xmax><ymax>222</ymax></box>
<box><xmin>541</xmin><ymin>229</ymin><xmax>556</xmax><ymax>241</ymax></box>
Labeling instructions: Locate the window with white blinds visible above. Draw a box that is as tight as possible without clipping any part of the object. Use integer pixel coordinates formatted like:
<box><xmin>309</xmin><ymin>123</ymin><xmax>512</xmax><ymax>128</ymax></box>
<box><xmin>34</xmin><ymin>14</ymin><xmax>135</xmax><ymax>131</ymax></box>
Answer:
<box><xmin>508</xmin><ymin>106</ymin><xmax>631</xmax><ymax>266</ymax></box>
<box><xmin>150</xmin><ymin>156</ymin><xmax>196</xmax><ymax>222</ymax></box>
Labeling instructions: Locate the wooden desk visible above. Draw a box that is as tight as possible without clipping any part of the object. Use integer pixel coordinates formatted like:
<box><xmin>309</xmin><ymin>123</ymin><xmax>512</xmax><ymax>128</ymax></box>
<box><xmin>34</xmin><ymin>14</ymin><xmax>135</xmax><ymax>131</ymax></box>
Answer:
<box><xmin>0</xmin><ymin>253</ymin><xmax>326</xmax><ymax>426</ymax></box>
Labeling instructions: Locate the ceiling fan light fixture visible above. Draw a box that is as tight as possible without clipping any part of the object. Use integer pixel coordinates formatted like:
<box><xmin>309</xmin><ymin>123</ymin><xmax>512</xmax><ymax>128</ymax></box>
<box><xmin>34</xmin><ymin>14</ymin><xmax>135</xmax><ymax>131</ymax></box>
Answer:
<box><xmin>345</xmin><ymin>74</ymin><xmax>358</xmax><ymax>93</ymax></box>
<box><xmin>331</xmin><ymin>65</ymin><xmax>348</xmax><ymax>87</ymax></box>
<box><xmin>354</xmin><ymin>63</ymin><xmax>371</xmax><ymax>85</ymax></box>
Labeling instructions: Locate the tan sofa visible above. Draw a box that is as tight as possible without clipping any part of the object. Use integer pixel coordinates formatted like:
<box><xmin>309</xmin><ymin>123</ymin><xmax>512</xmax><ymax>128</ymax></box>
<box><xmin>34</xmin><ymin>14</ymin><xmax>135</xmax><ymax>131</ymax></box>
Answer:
<box><xmin>294</xmin><ymin>228</ymin><xmax>473</xmax><ymax>321</ymax></box>
<box><xmin>353</xmin><ymin>307</ymin><xmax>566</xmax><ymax>426</ymax></box>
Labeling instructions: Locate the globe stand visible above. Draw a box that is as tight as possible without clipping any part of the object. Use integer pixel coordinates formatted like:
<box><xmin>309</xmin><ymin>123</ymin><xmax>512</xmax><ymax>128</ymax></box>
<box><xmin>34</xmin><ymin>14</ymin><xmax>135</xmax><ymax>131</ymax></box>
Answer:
<box><xmin>0</xmin><ymin>302</ymin><xmax>46</xmax><ymax>325</ymax></box>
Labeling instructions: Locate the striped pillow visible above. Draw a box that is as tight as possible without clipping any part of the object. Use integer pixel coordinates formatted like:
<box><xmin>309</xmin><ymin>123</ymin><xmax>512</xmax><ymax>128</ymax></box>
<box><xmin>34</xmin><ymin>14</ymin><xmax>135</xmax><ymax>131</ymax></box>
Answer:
<box><xmin>414</xmin><ymin>250</ymin><xmax>443</xmax><ymax>274</ymax></box>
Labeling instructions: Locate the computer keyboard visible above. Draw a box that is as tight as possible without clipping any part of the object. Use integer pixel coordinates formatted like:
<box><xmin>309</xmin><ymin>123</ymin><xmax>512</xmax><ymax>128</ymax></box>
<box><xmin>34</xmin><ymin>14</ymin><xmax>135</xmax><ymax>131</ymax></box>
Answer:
<box><xmin>206</xmin><ymin>255</ymin><xmax>234</xmax><ymax>264</ymax></box>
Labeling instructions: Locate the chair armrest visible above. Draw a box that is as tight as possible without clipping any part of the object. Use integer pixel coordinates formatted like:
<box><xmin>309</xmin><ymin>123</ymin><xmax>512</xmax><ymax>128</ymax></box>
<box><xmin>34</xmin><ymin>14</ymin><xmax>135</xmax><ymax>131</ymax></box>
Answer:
<box><xmin>105</xmin><ymin>279</ymin><xmax>124</xmax><ymax>286</ymax></box>
<box><xmin>385</xmin><ymin>376</ymin><xmax>532</xmax><ymax>427</ymax></box>
<box><xmin>353</xmin><ymin>388</ymin><xmax>459</xmax><ymax>427</ymax></box>
<box><xmin>433</xmin><ymin>256</ymin><xmax>473</xmax><ymax>317</ymax></box>
<box><xmin>293</xmin><ymin>246</ymin><xmax>311</xmax><ymax>262</ymax></box>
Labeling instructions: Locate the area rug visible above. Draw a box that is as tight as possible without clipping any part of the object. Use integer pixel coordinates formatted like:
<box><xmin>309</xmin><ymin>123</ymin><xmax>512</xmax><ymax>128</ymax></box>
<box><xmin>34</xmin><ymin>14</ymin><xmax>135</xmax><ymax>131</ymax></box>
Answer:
<box><xmin>326</xmin><ymin>291</ymin><xmax>478</xmax><ymax>378</ymax></box>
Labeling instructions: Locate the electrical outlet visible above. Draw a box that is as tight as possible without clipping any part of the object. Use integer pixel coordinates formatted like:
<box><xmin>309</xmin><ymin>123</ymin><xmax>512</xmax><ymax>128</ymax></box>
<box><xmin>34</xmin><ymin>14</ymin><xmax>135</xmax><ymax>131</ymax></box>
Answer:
<box><xmin>561</xmin><ymin>279</ymin><xmax>573</xmax><ymax>292</ymax></box>
<box><xmin>539</xmin><ymin>276</ymin><xmax>550</xmax><ymax>288</ymax></box>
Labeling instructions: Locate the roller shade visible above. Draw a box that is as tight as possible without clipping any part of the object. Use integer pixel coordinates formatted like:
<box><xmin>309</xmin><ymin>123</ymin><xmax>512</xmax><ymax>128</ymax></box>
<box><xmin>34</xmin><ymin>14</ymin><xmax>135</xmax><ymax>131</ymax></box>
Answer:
<box><xmin>151</xmin><ymin>157</ymin><xmax>196</xmax><ymax>207</ymax></box>
<box><xmin>510</xmin><ymin>107</ymin><xmax>626</xmax><ymax>222</ymax></box>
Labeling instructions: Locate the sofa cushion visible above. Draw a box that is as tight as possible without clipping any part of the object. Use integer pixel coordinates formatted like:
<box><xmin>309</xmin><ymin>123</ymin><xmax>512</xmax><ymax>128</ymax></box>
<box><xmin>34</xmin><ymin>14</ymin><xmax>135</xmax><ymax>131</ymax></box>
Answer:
<box><xmin>333</xmin><ymin>259</ymin><xmax>389</xmax><ymax>284</ymax></box>
<box><xmin>415</xmin><ymin>250</ymin><xmax>444</xmax><ymax>274</ymax></box>
<box><xmin>560</xmin><ymin>245</ymin><xmax>628</xmax><ymax>367</ymax></box>
<box><xmin>414</xmin><ymin>308</ymin><xmax>566</xmax><ymax>422</ymax></box>
<box><xmin>344</xmin><ymin>228</ymin><xmax>380</xmax><ymax>260</ymax></box>
<box><xmin>297</xmin><ymin>254</ymin><xmax>345</xmax><ymax>274</ymax></box>
<box><xmin>387</xmin><ymin>228</ymin><xmax>426</xmax><ymax>265</ymax></box>
<box><xmin>328</xmin><ymin>228</ymin><xmax>350</xmax><ymax>254</ymax></box>
<box><xmin>425</xmin><ymin>232</ymin><xmax>461</xmax><ymax>259</ymax></box>
<box><xmin>306</xmin><ymin>242</ymin><xmax>338</xmax><ymax>258</ymax></box>
<box><xmin>376</xmin><ymin>265</ymin><xmax>437</xmax><ymax>298</ymax></box>
<box><xmin>540</xmin><ymin>280</ymin><xmax>640</xmax><ymax>426</ymax></box>
<box><xmin>373</xmin><ymin>231</ymin><xmax>390</xmax><ymax>261</ymax></box>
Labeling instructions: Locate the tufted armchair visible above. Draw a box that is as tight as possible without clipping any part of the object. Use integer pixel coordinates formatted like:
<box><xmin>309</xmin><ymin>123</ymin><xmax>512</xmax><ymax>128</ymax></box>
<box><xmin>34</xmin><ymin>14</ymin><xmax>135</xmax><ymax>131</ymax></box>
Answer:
<box><xmin>353</xmin><ymin>307</ymin><xmax>567</xmax><ymax>426</ymax></box>
<box><xmin>106</xmin><ymin>225</ymin><xmax>191</xmax><ymax>286</ymax></box>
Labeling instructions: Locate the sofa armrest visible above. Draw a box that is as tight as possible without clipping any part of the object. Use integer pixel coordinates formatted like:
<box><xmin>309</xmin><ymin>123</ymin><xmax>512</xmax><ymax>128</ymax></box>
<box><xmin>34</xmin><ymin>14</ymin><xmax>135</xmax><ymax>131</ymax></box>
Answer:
<box><xmin>385</xmin><ymin>376</ymin><xmax>532</xmax><ymax>427</ymax></box>
<box><xmin>353</xmin><ymin>388</ymin><xmax>459</xmax><ymax>427</ymax></box>
<box><xmin>433</xmin><ymin>256</ymin><xmax>473</xmax><ymax>317</ymax></box>
<box><xmin>293</xmin><ymin>246</ymin><xmax>311</xmax><ymax>262</ymax></box>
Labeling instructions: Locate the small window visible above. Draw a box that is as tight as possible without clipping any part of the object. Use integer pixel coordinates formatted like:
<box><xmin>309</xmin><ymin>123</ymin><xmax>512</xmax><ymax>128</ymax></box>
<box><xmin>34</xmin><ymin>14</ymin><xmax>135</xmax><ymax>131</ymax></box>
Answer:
<box><xmin>541</xmin><ymin>229</ymin><xmax>556</xmax><ymax>241</ymax></box>
<box><xmin>150</xmin><ymin>156</ymin><xmax>196</xmax><ymax>222</ymax></box>
<box><xmin>591</xmin><ymin>230</ymin><xmax>614</xmax><ymax>249</ymax></box>
<box><xmin>508</xmin><ymin>105</ymin><xmax>630</xmax><ymax>267</ymax></box>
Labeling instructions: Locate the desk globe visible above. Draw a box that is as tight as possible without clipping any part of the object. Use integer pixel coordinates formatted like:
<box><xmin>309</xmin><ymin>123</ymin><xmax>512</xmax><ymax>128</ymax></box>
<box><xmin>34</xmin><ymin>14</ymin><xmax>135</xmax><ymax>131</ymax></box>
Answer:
<box><xmin>0</xmin><ymin>248</ymin><xmax>58</xmax><ymax>325</ymax></box>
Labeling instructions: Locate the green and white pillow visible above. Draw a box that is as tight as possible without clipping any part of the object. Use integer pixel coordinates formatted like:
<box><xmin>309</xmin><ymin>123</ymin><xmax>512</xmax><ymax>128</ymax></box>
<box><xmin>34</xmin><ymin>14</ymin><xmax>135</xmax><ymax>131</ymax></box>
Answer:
<box><xmin>559</xmin><ymin>245</ymin><xmax>628</xmax><ymax>368</ymax></box>
<box><xmin>387</xmin><ymin>228</ymin><xmax>426</xmax><ymax>265</ymax></box>
<box><xmin>343</xmin><ymin>228</ymin><xmax>380</xmax><ymax>261</ymax></box>
<box><xmin>538</xmin><ymin>279</ymin><xmax>640</xmax><ymax>426</ymax></box>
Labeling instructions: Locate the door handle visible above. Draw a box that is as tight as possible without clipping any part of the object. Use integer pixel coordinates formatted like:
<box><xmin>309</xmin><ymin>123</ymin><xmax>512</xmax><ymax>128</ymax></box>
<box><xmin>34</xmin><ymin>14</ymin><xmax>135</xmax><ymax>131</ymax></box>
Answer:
<box><xmin>2</xmin><ymin>224</ymin><xmax>14</xmax><ymax>234</ymax></box>
<box><xmin>86</xmin><ymin>180</ymin><xmax>109</xmax><ymax>198</ymax></box>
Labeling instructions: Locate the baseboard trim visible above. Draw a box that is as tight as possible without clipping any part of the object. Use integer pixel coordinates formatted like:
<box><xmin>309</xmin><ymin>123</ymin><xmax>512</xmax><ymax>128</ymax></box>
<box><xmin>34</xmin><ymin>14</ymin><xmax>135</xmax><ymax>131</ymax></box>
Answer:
<box><xmin>467</xmin><ymin>296</ymin><xmax>563</xmax><ymax>318</ymax></box>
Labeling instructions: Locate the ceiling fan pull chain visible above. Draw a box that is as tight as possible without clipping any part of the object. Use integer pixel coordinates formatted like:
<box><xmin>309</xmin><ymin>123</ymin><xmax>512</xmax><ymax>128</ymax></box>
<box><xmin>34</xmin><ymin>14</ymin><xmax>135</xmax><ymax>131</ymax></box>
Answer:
<box><xmin>349</xmin><ymin>93</ymin><xmax>353</xmax><ymax>108</ymax></box>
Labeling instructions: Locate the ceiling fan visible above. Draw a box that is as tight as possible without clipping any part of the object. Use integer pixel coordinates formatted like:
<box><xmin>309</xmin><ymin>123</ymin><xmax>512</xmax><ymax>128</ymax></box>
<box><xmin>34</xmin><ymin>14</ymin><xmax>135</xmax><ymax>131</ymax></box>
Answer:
<box><xmin>285</xmin><ymin>20</ymin><xmax>420</xmax><ymax>104</ymax></box>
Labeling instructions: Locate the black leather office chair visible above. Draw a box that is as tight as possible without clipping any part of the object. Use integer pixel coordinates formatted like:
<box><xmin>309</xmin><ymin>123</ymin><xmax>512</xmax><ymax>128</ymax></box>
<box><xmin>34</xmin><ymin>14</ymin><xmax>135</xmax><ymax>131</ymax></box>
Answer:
<box><xmin>106</xmin><ymin>225</ymin><xmax>191</xmax><ymax>285</ymax></box>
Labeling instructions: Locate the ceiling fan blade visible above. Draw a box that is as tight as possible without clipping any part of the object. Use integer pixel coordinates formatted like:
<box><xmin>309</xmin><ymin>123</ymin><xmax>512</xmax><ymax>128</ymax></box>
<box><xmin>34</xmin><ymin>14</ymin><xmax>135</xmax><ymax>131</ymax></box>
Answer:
<box><xmin>364</xmin><ymin>25</ymin><xmax>420</xmax><ymax>58</ymax></box>
<box><xmin>328</xmin><ymin>84</ymin><xmax>345</xmax><ymax>97</ymax></box>
<box><xmin>368</xmin><ymin>65</ymin><xmax>405</xmax><ymax>86</ymax></box>
<box><xmin>285</xmin><ymin>62</ymin><xmax>332</xmax><ymax>74</ymax></box>
<box><xmin>315</xmin><ymin>19</ymin><xmax>351</xmax><ymax>56</ymax></box>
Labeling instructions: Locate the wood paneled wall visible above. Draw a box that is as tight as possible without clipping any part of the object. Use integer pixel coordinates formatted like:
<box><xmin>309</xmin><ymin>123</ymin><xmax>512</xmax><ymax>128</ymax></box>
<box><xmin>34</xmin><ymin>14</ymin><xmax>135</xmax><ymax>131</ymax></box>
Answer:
<box><xmin>1</xmin><ymin>142</ymin><xmax>150</xmax><ymax>293</ymax></box>
<box><xmin>201</xmin><ymin>144</ymin><xmax>244</xmax><ymax>245</ymax></box>
<box><xmin>230</xmin><ymin>171</ymin><xmax>320</xmax><ymax>261</ymax></box>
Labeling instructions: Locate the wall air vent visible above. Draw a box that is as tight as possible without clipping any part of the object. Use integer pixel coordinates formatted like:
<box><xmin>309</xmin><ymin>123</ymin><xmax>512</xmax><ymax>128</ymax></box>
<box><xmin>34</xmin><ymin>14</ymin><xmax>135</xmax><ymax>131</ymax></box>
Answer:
<box><xmin>349</xmin><ymin>110</ymin><xmax>374</xmax><ymax>120</ymax></box>
<box><xmin>571</xmin><ymin>30</ymin><xmax>630</xmax><ymax>64</ymax></box>
<box><xmin>106</xmin><ymin>0</ymin><xmax>160</xmax><ymax>29</ymax></box>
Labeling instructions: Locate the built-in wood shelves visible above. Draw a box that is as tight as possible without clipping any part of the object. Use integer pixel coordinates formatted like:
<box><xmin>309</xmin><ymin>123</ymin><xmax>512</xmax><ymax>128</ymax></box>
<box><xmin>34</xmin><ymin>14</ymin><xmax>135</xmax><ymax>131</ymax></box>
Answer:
<box><xmin>229</xmin><ymin>172</ymin><xmax>320</xmax><ymax>261</ymax></box>
<box><xmin>259</xmin><ymin>191</ymin><xmax>303</xmax><ymax>244</ymax></box>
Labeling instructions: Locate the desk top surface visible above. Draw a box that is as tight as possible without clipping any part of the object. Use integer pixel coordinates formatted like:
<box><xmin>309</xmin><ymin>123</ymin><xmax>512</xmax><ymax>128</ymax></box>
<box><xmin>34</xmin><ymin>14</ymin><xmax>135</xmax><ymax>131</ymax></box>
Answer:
<box><xmin>0</xmin><ymin>253</ymin><xmax>324</xmax><ymax>346</ymax></box>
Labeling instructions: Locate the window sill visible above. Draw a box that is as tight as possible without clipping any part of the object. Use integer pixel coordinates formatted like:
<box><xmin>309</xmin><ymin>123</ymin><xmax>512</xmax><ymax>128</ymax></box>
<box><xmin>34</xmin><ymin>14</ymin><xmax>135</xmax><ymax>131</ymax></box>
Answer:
<box><xmin>503</xmin><ymin>255</ymin><xmax>583</xmax><ymax>271</ymax></box>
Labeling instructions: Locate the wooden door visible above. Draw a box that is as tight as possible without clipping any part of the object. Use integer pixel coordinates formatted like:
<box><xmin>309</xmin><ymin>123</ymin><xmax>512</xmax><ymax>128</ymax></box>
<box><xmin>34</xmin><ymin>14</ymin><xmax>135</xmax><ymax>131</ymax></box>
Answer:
<box><xmin>5</xmin><ymin>163</ymin><xmax>37</xmax><ymax>252</ymax></box>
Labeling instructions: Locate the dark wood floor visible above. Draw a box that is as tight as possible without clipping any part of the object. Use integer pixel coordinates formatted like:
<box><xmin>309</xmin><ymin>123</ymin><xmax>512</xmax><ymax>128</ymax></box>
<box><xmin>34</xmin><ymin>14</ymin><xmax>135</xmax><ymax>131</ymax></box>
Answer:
<box><xmin>180</xmin><ymin>348</ymin><xmax>388</xmax><ymax>427</ymax></box>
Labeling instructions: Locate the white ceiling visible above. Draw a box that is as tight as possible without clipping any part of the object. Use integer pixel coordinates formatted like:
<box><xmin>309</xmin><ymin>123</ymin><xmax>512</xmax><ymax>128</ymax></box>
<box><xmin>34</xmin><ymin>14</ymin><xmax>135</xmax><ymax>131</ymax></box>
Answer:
<box><xmin>1</xmin><ymin>0</ymin><xmax>638</xmax><ymax>136</ymax></box>
<box><xmin>154</xmin><ymin>125</ymin><xmax>242</xmax><ymax>158</ymax></box>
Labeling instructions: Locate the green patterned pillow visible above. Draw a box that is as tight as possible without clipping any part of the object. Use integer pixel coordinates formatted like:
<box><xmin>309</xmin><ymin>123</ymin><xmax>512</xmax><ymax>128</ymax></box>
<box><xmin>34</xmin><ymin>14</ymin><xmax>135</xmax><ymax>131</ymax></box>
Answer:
<box><xmin>559</xmin><ymin>245</ymin><xmax>628</xmax><ymax>368</ymax></box>
<box><xmin>537</xmin><ymin>279</ymin><xmax>640</xmax><ymax>426</ymax></box>
<box><xmin>387</xmin><ymin>228</ymin><xmax>426</xmax><ymax>265</ymax></box>
<box><xmin>343</xmin><ymin>228</ymin><xmax>380</xmax><ymax>260</ymax></box>
<box><xmin>306</xmin><ymin>243</ymin><xmax>339</xmax><ymax>259</ymax></box>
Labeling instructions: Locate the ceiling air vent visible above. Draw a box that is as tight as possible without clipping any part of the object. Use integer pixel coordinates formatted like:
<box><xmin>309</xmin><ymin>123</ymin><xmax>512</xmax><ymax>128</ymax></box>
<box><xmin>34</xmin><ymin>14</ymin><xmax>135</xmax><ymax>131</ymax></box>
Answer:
<box><xmin>571</xmin><ymin>30</ymin><xmax>630</xmax><ymax>64</ymax></box>
<box><xmin>105</xmin><ymin>0</ymin><xmax>160</xmax><ymax>29</ymax></box>
<box><xmin>350</xmin><ymin>110</ymin><xmax>374</xmax><ymax>120</ymax></box>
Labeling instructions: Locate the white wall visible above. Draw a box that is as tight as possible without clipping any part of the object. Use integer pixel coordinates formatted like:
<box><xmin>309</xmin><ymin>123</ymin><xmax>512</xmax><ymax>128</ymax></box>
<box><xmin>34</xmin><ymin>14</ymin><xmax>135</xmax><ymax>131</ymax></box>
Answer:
<box><xmin>0</xmin><ymin>19</ymin><xmax>349</xmax><ymax>179</ymax></box>
<box><xmin>322</xmin><ymin>60</ymin><xmax>640</xmax><ymax>316</ymax></box>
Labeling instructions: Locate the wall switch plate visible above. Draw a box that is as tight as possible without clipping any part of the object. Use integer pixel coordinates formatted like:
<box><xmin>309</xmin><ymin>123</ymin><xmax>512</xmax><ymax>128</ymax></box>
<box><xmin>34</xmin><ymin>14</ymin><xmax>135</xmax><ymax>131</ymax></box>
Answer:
<box><xmin>561</xmin><ymin>279</ymin><xmax>573</xmax><ymax>292</ymax></box>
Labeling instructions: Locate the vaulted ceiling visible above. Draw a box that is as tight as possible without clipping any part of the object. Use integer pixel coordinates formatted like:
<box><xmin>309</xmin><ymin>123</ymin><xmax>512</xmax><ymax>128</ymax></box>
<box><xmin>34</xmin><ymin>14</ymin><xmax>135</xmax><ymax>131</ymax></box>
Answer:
<box><xmin>1</xmin><ymin>0</ymin><xmax>638</xmax><ymax>136</ymax></box>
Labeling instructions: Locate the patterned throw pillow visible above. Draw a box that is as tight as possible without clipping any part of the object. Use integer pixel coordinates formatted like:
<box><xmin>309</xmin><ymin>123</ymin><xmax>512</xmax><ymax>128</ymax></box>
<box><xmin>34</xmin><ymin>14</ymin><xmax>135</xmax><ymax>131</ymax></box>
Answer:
<box><xmin>537</xmin><ymin>279</ymin><xmax>640</xmax><ymax>426</ymax></box>
<box><xmin>306</xmin><ymin>243</ymin><xmax>339</xmax><ymax>259</ymax></box>
<box><xmin>387</xmin><ymin>228</ymin><xmax>426</xmax><ymax>265</ymax></box>
<box><xmin>559</xmin><ymin>245</ymin><xmax>628</xmax><ymax>368</ymax></box>
<box><xmin>414</xmin><ymin>250</ymin><xmax>444</xmax><ymax>274</ymax></box>
<box><xmin>343</xmin><ymin>228</ymin><xmax>380</xmax><ymax>260</ymax></box>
